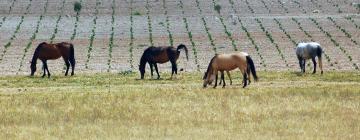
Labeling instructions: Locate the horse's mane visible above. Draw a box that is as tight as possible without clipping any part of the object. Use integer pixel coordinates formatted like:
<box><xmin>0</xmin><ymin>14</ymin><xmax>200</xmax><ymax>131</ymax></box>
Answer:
<box><xmin>204</xmin><ymin>55</ymin><xmax>217</xmax><ymax>78</ymax></box>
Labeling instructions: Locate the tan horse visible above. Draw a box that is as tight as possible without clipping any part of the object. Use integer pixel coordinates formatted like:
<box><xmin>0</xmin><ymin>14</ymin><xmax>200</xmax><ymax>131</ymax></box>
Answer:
<box><xmin>218</xmin><ymin>52</ymin><xmax>253</xmax><ymax>85</ymax></box>
<box><xmin>203</xmin><ymin>52</ymin><xmax>258</xmax><ymax>88</ymax></box>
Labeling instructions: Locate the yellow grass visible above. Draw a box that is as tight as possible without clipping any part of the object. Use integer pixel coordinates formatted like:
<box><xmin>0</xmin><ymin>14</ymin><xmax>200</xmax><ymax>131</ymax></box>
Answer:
<box><xmin>0</xmin><ymin>71</ymin><xmax>359</xmax><ymax>139</ymax></box>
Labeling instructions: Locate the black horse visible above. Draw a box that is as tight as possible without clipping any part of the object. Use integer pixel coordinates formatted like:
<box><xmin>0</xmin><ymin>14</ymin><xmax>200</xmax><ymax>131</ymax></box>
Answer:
<box><xmin>139</xmin><ymin>44</ymin><xmax>189</xmax><ymax>79</ymax></box>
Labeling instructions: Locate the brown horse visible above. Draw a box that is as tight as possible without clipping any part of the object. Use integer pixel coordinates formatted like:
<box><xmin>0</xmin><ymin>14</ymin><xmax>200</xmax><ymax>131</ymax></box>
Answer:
<box><xmin>203</xmin><ymin>52</ymin><xmax>258</xmax><ymax>88</ymax></box>
<box><xmin>30</xmin><ymin>42</ymin><xmax>75</xmax><ymax>77</ymax></box>
<box><xmin>139</xmin><ymin>44</ymin><xmax>189</xmax><ymax>79</ymax></box>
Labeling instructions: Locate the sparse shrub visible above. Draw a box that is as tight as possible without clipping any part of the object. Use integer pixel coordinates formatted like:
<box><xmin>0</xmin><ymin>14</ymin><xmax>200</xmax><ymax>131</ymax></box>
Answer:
<box><xmin>214</xmin><ymin>4</ymin><xmax>221</xmax><ymax>13</ymax></box>
<box><xmin>74</xmin><ymin>1</ymin><xmax>82</xmax><ymax>13</ymax></box>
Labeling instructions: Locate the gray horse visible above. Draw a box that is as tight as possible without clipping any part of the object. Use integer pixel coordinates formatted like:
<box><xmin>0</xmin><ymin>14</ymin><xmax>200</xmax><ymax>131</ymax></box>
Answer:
<box><xmin>296</xmin><ymin>42</ymin><xmax>323</xmax><ymax>74</ymax></box>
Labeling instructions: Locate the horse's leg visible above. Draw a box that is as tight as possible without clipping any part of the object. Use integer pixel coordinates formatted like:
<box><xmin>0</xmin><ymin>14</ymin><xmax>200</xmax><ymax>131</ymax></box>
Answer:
<box><xmin>226</xmin><ymin>71</ymin><xmax>232</xmax><ymax>85</ymax></box>
<box><xmin>44</xmin><ymin>61</ymin><xmax>51</xmax><ymax>78</ymax></box>
<box><xmin>149</xmin><ymin>63</ymin><xmax>154</xmax><ymax>78</ymax></box>
<box><xmin>64</xmin><ymin>58</ymin><xmax>70</xmax><ymax>76</ymax></box>
<box><xmin>41</xmin><ymin>60</ymin><xmax>46</xmax><ymax>78</ymax></box>
<box><xmin>240</xmin><ymin>68</ymin><xmax>247</xmax><ymax>88</ymax></box>
<box><xmin>154</xmin><ymin>63</ymin><xmax>160</xmax><ymax>79</ymax></box>
<box><xmin>221</xmin><ymin>71</ymin><xmax>226</xmax><ymax>88</ymax></box>
<box><xmin>302</xmin><ymin>59</ymin><xmax>306</xmax><ymax>73</ymax></box>
<box><xmin>219</xmin><ymin>71</ymin><xmax>223</xmax><ymax>85</ymax></box>
<box><xmin>246</xmin><ymin>67</ymin><xmax>251</xmax><ymax>85</ymax></box>
<box><xmin>170</xmin><ymin>60</ymin><xmax>177</xmax><ymax>79</ymax></box>
<box><xmin>311</xmin><ymin>57</ymin><xmax>317</xmax><ymax>74</ymax></box>
<box><xmin>69</xmin><ymin>58</ymin><xmax>75</xmax><ymax>76</ymax></box>
<box><xmin>213</xmin><ymin>71</ymin><xmax>218</xmax><ymax>88</ymax></box>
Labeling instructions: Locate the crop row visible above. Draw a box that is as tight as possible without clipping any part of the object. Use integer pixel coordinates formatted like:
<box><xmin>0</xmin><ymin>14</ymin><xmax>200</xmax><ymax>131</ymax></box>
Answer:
<box><xmin>85</xmin><ymin>0</ymin><xmax>101</xmax><ymax>69</ymax></box>
<box><xmin>107</xmin><ymin>0</ymin><xmax>115</xmax><ymax>72</ymax></box>
<box><xmin>228</xmin><ymin>0</ymin><xmax>266</xmax><ymax>68</ymax></box>
<box><xmin>345</xmin><ymin>16</ymin><xmax>360</xmax><ymax>30</ymax></box>
<box><xmin>309</xmin><ymin>18</ymin><xmax>359</xmax><ymax>70</ymax></box>
<box><xmin>194</xmin><ymin>0</ymin><xmax>217</xmax><ymax>53</ymax></box>
<box><xmin>178</xmin><ymin>0</ymin><xmax>200</xmax><ymax>70</ymax></box>
<box><xmin>162</xmin><ymin>0</ymin><xmax>173</xmax><ymax>47</ymax></box>
<box><xmin>71</xmin><ymin>0</ymin><xmax>83</xmax><ymax>41</ymax></box>
<box><xmin>128</xmin><ymin>0</ymin><xmax>134</xmax><ymax>69</ymax></box>
<box><xmin>0</xmin><ymin>0</ymin><xmax>32</xmax><ymax>62</ymax></box>
<box><xmin>50</xmin><ymin>0</ymin><xmax>66</xmax><ymax>43</ymax></box>
<box><xmin>255</xmin><ymin>18</ymin><xmax>289</xmax><ymax>67</ymax></box>
<box><xmin>145</xmin><ymin>0</ymin><xmax>153</xmax><ymax>46</ymax></box>
<box><xmin>18</xmin><ymin>0</ymin><xmax>50</xmax><ymax>72</ymax></box>
<box><xmin>0</xmin><ymin>0</ymin><xmax>16</xmax><ymax>28</ymax></box>
<box><xmin>211</xmin><ymin>0</ymin><xmax>237</xmax><ymax>51</ymax></box>
<box><xmin>327</xmin><ymin>17</ymin><xmax>359</xmax><ymax>48</ymax></box>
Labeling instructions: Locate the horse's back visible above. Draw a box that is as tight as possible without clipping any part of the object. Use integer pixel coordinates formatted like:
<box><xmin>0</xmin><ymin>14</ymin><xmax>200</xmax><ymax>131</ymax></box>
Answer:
<box><xmin>296</xmin><ymin>42</ymin><xmax>321</xmax><ymax>59</ymax></box>
<box><xmin>143</xmin><ymin>46</ymin><xmax>174</xmax><ymax>63</ymax></box>
<box><xmin>37</xmin><ymin>43</ymin><xmax>62</xmax><ymax>60</ymax></box>
<box><xmin>214</xmin><ymin>53</ymin><xmax>247</xmax><ymax>71</ymax></box>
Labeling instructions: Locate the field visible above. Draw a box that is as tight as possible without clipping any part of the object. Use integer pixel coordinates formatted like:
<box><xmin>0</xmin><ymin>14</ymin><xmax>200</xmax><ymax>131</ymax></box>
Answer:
<box><xmin>0</xmin><ymin>0</ymin><xmax>360</xmax><ymax>139</ymax></box>
<box><xmin>0</xmin><ymin>72</ymin><xmax>360</xmax><ymax>139</ymax></box>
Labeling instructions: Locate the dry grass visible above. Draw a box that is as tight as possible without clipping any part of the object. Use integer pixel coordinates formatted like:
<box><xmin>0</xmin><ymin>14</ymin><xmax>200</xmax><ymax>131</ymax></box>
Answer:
<box><xmin>0</xmin><ymin>71</ymin><xmax>359</xmax><ymax>139</ymax></box>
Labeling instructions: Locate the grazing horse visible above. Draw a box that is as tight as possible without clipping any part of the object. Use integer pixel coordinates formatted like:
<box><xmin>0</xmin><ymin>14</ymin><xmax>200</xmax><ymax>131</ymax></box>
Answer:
<box><xmin>296</xmin><ymin>42</ymin><xmax>323</xmax><ymax>74</ymax></box>
<box><xmin>139</xmin><ymin>44</ymin><xmax>189</xmax><ymax>79</ymax></box>
<box><xmin>203</xmin><ymin>52</ymin><xmax>258</xmax><ymax>88</ymax></box>
<box><xmin>218</xmin><ymin>52</ymin><xmax>252</xmax><ymax>85</ymax></box>
<box><xmin>30</xmin><ymin>42</ymin><xmax>76</xmax><ymax>77</ymax></box>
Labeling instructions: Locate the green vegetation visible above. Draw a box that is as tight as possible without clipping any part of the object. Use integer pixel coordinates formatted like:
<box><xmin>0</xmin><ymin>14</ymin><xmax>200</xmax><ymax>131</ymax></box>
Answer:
<box><xmin>146</xmin><ymin>0</ymin><xmax>154</xmax><ymax>46</ymax></box>
<box><xmin>107</xmin><ymin>0</ymin><xmax>116</xmax><ymax>72</ymax></box>
<box><xmin>195</xmin><ymin>0</ymin><xmax>217</xmax><ymax>53</ymax></box>
<box><xmin>18</xmin><ymin>0</ymin><xmax>50</xmax><ymax>72</ymax></box>
<box><xmin>212</xmin><ymin>0</ymin><xmax>237</xmax><ymax>51</ymax></box>
<box><xmin>0</xmin><ymin>0</ymin><xmax>32</xmax><ymax>62</ymax></box>
<box><xmin>0</xmin><ymin>0</ymin><xmax>16</xmax><ymax>28</ymax></box>
<box><xmin>228</xmin><ymin>0</ymin><xmax>266</xmax><ymax>69</ymax></box>
<box><xmin>214</xmin><ymin>4</ymin><xmax>221</xmax><ymax>13</ymax></box>
<box><xmin>178</xmin><ymin>0</ymin><xmax>200</xmax><ymax>70</ymax></box>
<box><xmin>50</xmin><ymin>0</ymin><xmax>66</xmax><ymax>43</ymax></box>
<box><xmin>85</xmin><ymin>0</ymin><xmax>101</xmax><ymax>69</ymax></box>
<box><xmin>71</xmin><ymin>0</ymin><xmax>83</xmax><ymax>41</ymax></box>
<box><xmin>73</xmin><ymin>1</ymin><xmax>82</xmax><ymax>13</ymax></box>
<box><xmin>0</xmin><ymin>71</ymin><xmax>359</xmax><ymax>139</ymax></box>
<box><xmin>129</xmin><ymin>0</ymin><xmax>135</xmax><ymax>69</ymax></box>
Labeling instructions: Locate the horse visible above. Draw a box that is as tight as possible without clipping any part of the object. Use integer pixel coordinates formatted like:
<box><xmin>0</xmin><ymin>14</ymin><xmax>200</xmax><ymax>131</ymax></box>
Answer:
<box><xmin>30</xmin><ymin>42</ymin><xmax>75</xmax><ymax>77</ymax></box>
<box><xmin>203</xmin><ymin>52</ymin><xmax>258</xmax><ymax>88</ymax></box>
<box><xmin>218</xmin><ymin>52</ymin><xmax>252</xmax><ymax>85</ymax></box>
<box><xmin>296</xmin><ymin>42</ymin><xmax>323</xmax><ymax>74</ymax></box>
<box><xmin>139</xmin><ymin>44</ymin><xmax>189</xmax><ymax>79</ymax></box>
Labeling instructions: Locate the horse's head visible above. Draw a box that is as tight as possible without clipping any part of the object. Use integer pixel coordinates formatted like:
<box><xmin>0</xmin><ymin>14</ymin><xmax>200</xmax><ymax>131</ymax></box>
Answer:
<box><xmin>203</xmin><ymin>71</ymin><xmax>215</xmax><ymax>88</ymax></box>
<box><xmin>30</xmin><ymin>61</ymin><xmax>36</xmax><ymax>76</ymax></box>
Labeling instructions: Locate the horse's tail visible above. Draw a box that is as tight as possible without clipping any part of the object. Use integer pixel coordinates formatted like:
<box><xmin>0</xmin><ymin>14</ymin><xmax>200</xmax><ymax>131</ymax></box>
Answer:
<box><xmin>317</xmin><ymin>46</ymin><xmax>323</xmax><ymax>74</ymax></box>
<box><xmin>246</xmin><ymin>55</ymin><xmax>258</xmax><ymax>81</ymax></box>
<box><xmin>177</xmin><ymin>44</ymin><xmax>189</xmax><ymax>60</ymax></box>
<box><xmin>69</xmin><ymin>43</ymin><xmax>76</xmax><ymax>65</ymax></box>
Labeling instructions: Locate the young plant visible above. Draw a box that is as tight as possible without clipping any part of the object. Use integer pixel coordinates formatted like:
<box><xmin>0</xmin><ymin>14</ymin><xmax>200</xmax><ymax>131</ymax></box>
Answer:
<box><xmin>162</xmin><ymin>0</ymin><xmax>173</xmax><ymax>46</ymax></box>
<box><xmin>18</xmin><ymin>0</ymin><xmax>50</xmax><ymax>72</ymax></box>
<box><xmin>145</xmin><ymin>0</ymin><xmax>154</xmax><ymax>46</ymax></box>
<box><xmin>0</xmin><ymin>0</ymin><xmax>32</xmax><ymax>62</ymax></box>
<box><xmin>50</xmin><ymin>0</ymin><xmax>66</xmax><ymax>43</ymax></box>
<box><xmin>129</xmin><ymin>0</ymin><xmax>135</xmax><ymax>69</ymax></box>
<box><xmin>229</xmin><ymin>0</ymin><xmax>267</xmax><ymax>68</ymax></box>
<box><xmin>107</xmin><ymin>0</ymin><xmax>115</xmax><ymax>72</ymax></box>
<box><xmin>71</xmin><ymin>0</ymin><xmax>83</xmax><ymax>41</ymax></box>
<box><xmin>211</xmin><ymin>0</ymin><xmax>238</xmax><ymax>51</ymax></box>
<box><xmin>178</xmin><ymin>0</ymin><xmax>200</xmax><ymax>70</ymax></box>
<box><xmin>309</xmin><ymin>17</ymin><xmax>358</xmax><ymax>70</ymax></box>
<box><xmin>85</xmin><ymin>0</ymin><xmax>101</xmax><ymax>69</ymax></box>
<box><xmin>195</xmin><ymin>0</ymin><xmax>217</xmax><ymax>53</ymax></box>
<box><xmin>0</xmin><ymin>0</ymin><xmax>16</xmax><ymax>28</ymax></box>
